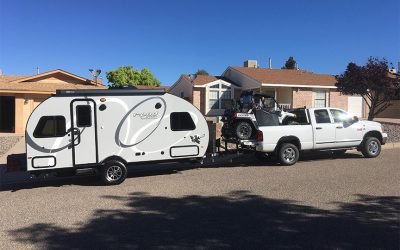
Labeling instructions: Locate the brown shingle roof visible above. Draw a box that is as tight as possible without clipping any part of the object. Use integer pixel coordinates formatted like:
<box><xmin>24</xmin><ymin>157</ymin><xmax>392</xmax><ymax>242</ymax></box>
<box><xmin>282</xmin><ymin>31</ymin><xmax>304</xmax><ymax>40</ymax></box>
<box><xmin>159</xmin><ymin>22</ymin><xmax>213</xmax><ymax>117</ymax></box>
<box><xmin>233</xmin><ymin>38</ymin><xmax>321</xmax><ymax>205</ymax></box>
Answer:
<box><xmin>192</xmin><ymin>75</ymin><xmax>219</xmax><ymax>85</ymax></box>
<box><xmin>0</xmin><ymin>75</ymin><xmax>28</xmax><ymax>83</ymax></box>
<box><xmin>0</xmin><ymin>69</ymin><xmax>106</xmax><ymax>93</ymax></box>
<box><xmin>231</xmin><ymin>67</ymin><xmax>337</xmax><ymax>86</ymax></box>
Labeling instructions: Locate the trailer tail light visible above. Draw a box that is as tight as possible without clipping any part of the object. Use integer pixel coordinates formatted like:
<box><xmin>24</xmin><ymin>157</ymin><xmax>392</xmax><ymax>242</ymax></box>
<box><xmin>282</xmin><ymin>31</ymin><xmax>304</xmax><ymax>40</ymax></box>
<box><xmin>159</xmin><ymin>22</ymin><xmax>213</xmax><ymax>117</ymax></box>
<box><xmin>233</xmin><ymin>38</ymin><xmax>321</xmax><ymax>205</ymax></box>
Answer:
<box><xmin>257</xmin><ymin>130</ymin><xmax>263</xmax><ymax>141</ymax></box>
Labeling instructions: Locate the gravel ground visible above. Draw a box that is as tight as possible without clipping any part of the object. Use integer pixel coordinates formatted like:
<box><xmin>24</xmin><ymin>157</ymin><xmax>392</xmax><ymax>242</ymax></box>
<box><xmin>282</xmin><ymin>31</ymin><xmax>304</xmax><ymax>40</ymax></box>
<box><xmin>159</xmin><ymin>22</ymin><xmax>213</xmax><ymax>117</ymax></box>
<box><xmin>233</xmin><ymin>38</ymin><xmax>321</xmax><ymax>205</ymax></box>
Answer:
<box><xmin>0</xmin><ymin>136</ymin><xmax>22</xmax><ymax>157</ymax></box>
<box><xmin>382</xmin><ymin>123</ymin><xmax>400</xmax><ymax>142</ymax></box>
<box><xmin>0</xmin><ymin>149</ymin><xmax>399</xmax><ymax>249</ymax></box>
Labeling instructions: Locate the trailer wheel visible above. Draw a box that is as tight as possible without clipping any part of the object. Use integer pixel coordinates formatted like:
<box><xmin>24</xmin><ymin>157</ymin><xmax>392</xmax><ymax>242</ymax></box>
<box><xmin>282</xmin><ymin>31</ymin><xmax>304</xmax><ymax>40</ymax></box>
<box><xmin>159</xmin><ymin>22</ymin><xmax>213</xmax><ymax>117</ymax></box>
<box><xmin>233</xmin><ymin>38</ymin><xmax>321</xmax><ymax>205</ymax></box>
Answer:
<box><xmin>100</xmin><ymin>160</ymin><xmax>127</xmax><ymax>185</ymax></box>
<box><xmin>361</xmin><ymin>137</ymin><xmax>381</xmax><ymax>158</ymax></box>
<box><xmin>277</xmin><ymin>143</ymin><xmax>299</xmax><ymax>166</ymax></box>
<box><xmin>234</xmin><ymin>121</ymin><xmax>253</xmax><ymax>140</ymax></box>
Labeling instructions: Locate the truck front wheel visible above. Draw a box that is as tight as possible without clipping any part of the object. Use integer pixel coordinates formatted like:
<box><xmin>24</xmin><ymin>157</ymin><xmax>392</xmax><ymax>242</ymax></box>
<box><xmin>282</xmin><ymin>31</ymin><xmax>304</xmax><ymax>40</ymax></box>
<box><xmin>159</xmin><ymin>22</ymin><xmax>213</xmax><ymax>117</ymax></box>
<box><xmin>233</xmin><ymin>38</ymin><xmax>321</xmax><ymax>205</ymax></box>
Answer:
<box><xmin>277</xmin><ymin>143</ymin><xmax>299</xmax><ymax>166</ymax></box>
<box><xmin>100</xmin><ymin>160</ymin><xmax>127</xmax><ymax>185</ymax></box>
<box><xmin>361</xmin><ymin>137</ymin><xmax>381</xmax><ymax>158</ymax></box>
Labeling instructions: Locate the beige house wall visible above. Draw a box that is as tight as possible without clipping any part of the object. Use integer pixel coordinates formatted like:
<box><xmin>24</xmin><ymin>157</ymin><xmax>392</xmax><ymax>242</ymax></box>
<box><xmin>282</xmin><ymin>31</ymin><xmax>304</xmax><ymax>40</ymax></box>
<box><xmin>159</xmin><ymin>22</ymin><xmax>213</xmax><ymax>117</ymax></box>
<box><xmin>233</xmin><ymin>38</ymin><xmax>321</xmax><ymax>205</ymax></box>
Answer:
<box><xmin>168</xmin><ymin>77</ymin><xmax>193</xmax><ymax>101</ymax></box>
<box><xmin>14</xmin><ymin>93</ymin><xmax>50</xmax><ymax>134</ymax></box>
<box><xmin>292</xmin><ymin>88</ymin><xmax>313</xmax><ymax>108</ymax></box>
<box><xmin>329</xmin><ymin>90</ymin><xmax>348</xmax><ymax>111</ymax></box>
<box><xmin>276</xmin><ymin>87</ymin><xmax>292</xmax><ymax>105</ymax></box>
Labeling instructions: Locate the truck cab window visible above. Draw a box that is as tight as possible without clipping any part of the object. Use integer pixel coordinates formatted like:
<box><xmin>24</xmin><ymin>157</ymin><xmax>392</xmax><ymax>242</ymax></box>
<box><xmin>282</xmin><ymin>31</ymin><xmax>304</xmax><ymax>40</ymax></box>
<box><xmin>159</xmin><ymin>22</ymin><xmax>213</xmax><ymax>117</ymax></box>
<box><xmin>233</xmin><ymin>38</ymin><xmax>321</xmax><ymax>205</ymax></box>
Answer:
<box><xmin>76</xmin><ymin>105</ymin><xmax>92</xmax><ymax>127</ymax></box>
<box><xmin>314</xmin><ymin>110</ymin><xmax>331</xmax><ymax>123</ymax></box>
<box><xmin>33</xmin><ymin>116</ymin><xmax>66</xmax><ymax>138</ymax></box>
<box><xmin>170</xmin><ymin>112</ymin><xmax>196</xmax><ymax>131</ymax></box>
<box><xmin>330</xmin><ymin>109</ymin><xmax>350</xmax><ymax>123</ymax></box>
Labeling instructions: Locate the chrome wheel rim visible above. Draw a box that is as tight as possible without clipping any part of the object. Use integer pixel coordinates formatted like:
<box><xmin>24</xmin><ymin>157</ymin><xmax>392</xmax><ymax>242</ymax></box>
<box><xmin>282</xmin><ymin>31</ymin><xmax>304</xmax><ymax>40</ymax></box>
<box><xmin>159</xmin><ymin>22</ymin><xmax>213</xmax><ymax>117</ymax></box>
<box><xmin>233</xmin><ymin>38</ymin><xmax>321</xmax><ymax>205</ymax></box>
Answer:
<box><xmin>106</xmin><ymin>165</ymin><xmax>122</xmax><ymax>181</ymax></box>
<box><xmin>368</xmin><ymin>141</ymin><xmax>379</xmax><ymax>155</ymax></box>
<box><xmin>283</xmin><ymin>148</ymin><xmax>296</xmax><ymax>162</ymax></box>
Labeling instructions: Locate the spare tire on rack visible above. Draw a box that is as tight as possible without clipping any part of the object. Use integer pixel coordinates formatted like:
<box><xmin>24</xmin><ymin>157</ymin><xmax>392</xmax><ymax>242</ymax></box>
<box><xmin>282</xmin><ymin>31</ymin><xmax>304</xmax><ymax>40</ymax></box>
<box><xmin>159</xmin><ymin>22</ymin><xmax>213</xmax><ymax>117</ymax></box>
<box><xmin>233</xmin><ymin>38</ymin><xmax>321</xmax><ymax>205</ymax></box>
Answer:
<box><xmin>234</xmin><ymin>121</ymin><xmax>253</xmax><ymax>140</ymax></box>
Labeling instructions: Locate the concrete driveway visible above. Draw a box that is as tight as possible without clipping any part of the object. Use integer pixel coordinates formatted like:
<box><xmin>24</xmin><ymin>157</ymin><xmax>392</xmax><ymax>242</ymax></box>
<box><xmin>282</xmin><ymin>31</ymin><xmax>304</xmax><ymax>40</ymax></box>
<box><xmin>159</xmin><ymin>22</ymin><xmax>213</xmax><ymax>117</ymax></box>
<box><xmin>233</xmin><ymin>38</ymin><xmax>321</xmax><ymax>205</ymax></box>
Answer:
<box><xmin>0</xmin><ymin>148</ymin><xmax>399</xmax><ymax>249</ymax></box>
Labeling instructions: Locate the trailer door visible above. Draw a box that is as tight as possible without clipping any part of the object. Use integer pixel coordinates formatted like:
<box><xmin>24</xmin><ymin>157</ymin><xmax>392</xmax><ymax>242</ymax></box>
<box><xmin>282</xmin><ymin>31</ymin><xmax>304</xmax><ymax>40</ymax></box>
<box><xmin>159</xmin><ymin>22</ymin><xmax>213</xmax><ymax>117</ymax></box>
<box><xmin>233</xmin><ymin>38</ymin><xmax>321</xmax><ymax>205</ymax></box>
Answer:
<box><xmin>71</xmin><ymin>99</ymin><xmax>98</xmax><ymax>166</ymax></box>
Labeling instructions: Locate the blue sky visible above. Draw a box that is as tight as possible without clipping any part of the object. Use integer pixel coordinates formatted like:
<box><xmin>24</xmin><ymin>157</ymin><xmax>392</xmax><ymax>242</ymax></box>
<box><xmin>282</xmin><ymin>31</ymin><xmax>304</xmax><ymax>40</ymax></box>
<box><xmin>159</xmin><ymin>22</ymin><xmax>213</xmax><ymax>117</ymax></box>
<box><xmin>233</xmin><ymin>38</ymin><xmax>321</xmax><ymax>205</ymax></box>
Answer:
<box><xmin>0</xmin><ymin>0</ymin><xmax>399</xmax><ymax>86</ymax></box>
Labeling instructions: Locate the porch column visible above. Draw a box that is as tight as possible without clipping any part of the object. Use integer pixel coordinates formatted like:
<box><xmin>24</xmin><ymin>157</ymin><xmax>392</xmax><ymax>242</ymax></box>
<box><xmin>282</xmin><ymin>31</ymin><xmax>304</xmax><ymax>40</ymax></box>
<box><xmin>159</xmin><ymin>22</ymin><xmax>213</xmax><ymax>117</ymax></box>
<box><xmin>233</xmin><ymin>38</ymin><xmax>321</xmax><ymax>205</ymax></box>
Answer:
<box><xmin>14</xmin><ymin>94</ymin><xmax>25</xmax><ymax>134</ymax></box>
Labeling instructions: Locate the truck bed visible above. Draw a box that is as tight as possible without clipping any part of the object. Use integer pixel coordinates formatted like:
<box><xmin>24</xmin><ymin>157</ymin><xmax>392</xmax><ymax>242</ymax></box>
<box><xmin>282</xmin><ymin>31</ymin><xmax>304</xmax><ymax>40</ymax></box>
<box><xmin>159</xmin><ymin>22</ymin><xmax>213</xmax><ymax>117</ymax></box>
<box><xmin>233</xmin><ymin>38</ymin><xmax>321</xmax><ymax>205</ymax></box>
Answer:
<box><xmin>256</xmin><ymin>124</ymin><xmax>314</xmax><ymax>152</ymax></box>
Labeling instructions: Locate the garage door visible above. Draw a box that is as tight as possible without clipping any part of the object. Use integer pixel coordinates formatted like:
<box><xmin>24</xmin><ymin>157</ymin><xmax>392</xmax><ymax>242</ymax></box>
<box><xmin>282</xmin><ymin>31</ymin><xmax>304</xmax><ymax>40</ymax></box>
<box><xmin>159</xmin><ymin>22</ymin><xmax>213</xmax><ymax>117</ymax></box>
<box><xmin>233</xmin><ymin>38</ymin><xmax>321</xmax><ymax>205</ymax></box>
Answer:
<box><xmin>348</xmin><ymin>96</ymin><xmax>363</xmax><ymax>117</ymax></box>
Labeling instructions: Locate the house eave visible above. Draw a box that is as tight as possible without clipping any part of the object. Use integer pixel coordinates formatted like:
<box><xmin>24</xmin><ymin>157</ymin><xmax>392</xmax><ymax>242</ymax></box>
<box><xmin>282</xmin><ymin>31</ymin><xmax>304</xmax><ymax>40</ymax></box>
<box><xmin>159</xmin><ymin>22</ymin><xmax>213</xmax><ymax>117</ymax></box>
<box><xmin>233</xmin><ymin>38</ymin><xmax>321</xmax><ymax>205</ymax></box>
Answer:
<box><xmin>261</xmin><ymin>83</ymin><xmax>337</xmax><ymax>89</ymax></box>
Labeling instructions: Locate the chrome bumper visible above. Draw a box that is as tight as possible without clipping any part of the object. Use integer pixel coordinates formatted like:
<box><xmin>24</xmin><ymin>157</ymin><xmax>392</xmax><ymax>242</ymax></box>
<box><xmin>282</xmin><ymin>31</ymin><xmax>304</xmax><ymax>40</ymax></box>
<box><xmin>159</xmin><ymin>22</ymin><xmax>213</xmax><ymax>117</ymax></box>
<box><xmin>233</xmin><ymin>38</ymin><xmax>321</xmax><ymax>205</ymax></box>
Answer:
<box><xmin>382</xmin><ymin>132</ymin><xmax>388</xmax><ymax>145</ymax></box>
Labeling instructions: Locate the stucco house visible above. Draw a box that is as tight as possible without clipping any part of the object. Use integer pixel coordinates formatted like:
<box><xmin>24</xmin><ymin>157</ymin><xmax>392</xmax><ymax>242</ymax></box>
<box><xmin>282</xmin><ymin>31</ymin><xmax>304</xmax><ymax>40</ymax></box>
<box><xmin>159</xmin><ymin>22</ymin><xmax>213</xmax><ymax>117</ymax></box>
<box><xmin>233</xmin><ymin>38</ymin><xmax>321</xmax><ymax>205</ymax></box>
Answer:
<box><xmin>168</xmin><ymin>74</ymin><xmax>241</xmax><ymax>117</ymax></box>
<box><xmin>0</xmin><ymin>69</ymin><xmax>106</xmax><ymax>134</ymax></box>
<box><xmin>169</xmin><ymin>61</ymin><xmax>365</xmax><ymax>119</ymax></box>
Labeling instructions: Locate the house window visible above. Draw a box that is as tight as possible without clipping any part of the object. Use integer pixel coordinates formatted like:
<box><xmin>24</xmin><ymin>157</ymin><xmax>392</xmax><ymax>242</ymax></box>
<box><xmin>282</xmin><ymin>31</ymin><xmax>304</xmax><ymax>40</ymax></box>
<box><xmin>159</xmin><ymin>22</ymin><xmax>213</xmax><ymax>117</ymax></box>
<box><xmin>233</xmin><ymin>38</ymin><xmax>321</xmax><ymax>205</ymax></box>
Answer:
<box><xmin>208</xmin><ymin>83</ymin><xmax>233</xmax><ymax>110</ymax></box>
<box><xmin>33</xmin><ymin>116</ymin><xmax>66</xmax><ymax>138</ymax></box>
<box><xmin>170</xmin><ymin>112</ymin><xmax>196</xmax><ymax>131</ymax></box>
<box><xmin>314</xmin><ymin>90</ymin><xmax>327</xmax><ymax>108</ymax></box>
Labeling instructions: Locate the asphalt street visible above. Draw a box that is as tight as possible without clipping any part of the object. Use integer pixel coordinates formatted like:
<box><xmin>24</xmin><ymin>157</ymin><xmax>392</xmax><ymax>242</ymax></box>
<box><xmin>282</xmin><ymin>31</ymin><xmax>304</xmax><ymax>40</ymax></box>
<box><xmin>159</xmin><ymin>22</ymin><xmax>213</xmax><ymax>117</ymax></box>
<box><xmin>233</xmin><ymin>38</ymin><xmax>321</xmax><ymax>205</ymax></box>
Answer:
<box><xmin>0</xmin><ymin>149</ymin><xmax>399</xmax><ymax>249</ymax></box>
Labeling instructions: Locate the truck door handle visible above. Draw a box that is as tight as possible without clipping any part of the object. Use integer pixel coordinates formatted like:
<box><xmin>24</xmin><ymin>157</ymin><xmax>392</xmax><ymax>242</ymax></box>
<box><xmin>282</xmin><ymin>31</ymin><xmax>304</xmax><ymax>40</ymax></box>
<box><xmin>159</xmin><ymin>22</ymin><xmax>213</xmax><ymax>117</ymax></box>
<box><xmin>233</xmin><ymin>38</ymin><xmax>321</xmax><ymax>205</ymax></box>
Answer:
<box><xmin>316</xmin><ymin>127</ymin><xmax>322</xmax><ymax>130</ymax></box>
<box><xmin>336</xmin><ymin>126</ymin><xmax>343</xmax><ymax>129</ymax></box>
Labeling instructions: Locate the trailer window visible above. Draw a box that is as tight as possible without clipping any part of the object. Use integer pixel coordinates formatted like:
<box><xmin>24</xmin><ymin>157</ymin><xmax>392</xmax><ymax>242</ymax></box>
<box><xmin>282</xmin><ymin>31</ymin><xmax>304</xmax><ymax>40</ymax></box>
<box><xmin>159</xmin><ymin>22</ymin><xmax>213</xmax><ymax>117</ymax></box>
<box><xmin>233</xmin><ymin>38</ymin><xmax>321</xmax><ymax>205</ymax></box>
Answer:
<box><xmin>170</xmin><ymin>112</ymin><xmax>196</xmax><ymax>131</ymax></box>
<box><xmin>314</xmin><ymin>109</ymin><xmax>331</xmax><ymax>124</ymax></box>
<box><xmin>33</xmin><ymin>116</ymin><xmax>66</xmax><ymax>138</ymax></box>
<box><xmin>76</xmin><ymin>105</ymin><xmax>92</xmax><ymax>127</ymax></box>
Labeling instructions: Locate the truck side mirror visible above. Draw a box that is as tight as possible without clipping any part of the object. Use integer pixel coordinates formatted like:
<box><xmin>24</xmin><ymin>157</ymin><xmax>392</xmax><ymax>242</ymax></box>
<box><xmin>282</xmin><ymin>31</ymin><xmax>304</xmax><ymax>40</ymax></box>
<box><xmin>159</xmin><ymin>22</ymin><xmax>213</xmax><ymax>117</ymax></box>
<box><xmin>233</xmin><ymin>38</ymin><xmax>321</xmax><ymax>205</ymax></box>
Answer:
<box><xmin>352</xmin><ymin>116</ymin><xmax>359</xmax><ymax>122</ymax></box>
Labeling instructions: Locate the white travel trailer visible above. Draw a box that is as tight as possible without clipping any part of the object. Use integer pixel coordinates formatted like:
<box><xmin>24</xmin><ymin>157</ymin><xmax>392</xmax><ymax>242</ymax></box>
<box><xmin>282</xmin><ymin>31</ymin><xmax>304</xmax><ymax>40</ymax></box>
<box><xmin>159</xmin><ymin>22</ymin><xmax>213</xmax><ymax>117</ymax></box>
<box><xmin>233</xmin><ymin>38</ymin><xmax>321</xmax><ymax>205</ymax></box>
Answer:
<box><xmin>25</xmin><ymin>89</ymin><xmax>209</xmax><ymax>185</ymax></box>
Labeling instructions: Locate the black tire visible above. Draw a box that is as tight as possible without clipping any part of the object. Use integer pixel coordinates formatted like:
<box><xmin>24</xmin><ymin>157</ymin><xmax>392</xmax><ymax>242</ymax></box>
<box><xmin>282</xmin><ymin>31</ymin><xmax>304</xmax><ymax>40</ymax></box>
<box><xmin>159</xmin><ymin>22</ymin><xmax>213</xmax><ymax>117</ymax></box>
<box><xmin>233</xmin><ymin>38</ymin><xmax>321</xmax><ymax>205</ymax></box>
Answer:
<box><xmin>361</xmin><ymin>137</ymin><xmax>381</xmax><ymax>158</ymax></box>
<box><xmin>100</xmin><ymin>160</ymin><xmax>127</xmax><ymax>185</ymax></box>
<box><xmin>234</xmin><ymin>121</ymin><xmax>253</xmax><ymax>140</ymax></box>
<box><xmin>277</xmin><ymin>143</ymin><xmax>299</xmax><ymax>166</ymax></box>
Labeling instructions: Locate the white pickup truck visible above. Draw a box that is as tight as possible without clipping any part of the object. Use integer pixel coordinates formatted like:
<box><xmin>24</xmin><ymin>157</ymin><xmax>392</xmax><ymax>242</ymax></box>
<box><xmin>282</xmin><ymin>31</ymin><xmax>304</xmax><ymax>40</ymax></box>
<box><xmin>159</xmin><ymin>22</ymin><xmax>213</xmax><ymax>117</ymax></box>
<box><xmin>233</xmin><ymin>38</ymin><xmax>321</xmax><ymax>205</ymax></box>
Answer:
<box><xmin>255</xmin><ymin>107</ymin><xmax>388</xmax><ymax>165</ymax></box>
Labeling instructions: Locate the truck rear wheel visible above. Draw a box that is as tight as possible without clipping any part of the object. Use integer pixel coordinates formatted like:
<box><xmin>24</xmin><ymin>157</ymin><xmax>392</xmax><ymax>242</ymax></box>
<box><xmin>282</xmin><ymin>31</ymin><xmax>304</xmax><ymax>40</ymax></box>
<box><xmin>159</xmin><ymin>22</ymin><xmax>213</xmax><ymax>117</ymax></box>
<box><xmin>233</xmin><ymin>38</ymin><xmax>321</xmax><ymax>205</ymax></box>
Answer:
<box><xmin>277</xmin><ymin>143</ymin><xmax>299</xmax><ymax>166</ymax></box>
<box><xmin>234</xmin><ymin>121</ymin><xmax>253</xmax><ymax>140</ymax></box>
<box><xmin>100</xmin><ymin>160</ymin><xmax>127</xmax><ymax>185</ymax></box>
<box><xmin>361</xmin><ymin>137</ymin><xmax>381</xmax><ymax>158</ymax></box>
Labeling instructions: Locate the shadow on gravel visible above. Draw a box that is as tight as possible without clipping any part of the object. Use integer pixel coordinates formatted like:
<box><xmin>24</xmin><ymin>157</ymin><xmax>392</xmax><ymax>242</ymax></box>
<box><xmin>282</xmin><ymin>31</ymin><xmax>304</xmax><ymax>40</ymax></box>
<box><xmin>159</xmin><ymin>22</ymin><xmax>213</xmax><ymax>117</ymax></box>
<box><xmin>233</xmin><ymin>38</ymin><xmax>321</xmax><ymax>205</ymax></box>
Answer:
<box><xmin>1</xmin><ymin>151</ymin><xmax>366</xmax><ymax>192</ymax></box>
<box><xmin>9</xmin><ymin>191</ymin><xmax>399</xmax><ymax>249</ymax></box>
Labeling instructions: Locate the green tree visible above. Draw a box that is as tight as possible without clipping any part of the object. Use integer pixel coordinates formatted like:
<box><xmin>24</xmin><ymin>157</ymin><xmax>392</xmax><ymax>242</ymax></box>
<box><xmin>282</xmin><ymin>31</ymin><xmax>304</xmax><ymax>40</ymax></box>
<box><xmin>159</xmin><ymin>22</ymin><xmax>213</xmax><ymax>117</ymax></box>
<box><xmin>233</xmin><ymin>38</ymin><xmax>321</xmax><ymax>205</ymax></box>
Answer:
<box><xmin>282</xmin><ymin>56</ymin><xmax>296</xmax><ymax>69</ymax></box>
<box><xmin>106</xmin><ymin>66</ymin><xmax>160</xmax><ymax>87</ymax></box>
<box><xmin>196</xmin><ymin>69</ymin><xmax>209</xmax><ymax>76</ymax></box>
<box><xmin>336</xmin><ymin>57</ymin><xmax>399</xmax><ymax>120</ymax></box>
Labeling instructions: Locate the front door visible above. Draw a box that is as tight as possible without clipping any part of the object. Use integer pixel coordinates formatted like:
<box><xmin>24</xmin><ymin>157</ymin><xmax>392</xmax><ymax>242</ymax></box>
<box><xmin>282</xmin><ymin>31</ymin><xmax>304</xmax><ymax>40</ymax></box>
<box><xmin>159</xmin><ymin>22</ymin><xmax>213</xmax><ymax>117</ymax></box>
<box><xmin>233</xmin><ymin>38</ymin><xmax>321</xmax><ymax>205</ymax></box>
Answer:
<box><xmin>71</xmin><ymin>99</ymin><xmax>98</xmax><ymax>166</ymax></box>
<box><xmin>329</xmin><ymin>108</ymin><xmax>363</xmax><ymax>147</ymax></box>
<box><xmin>312</xmin><ymin>109</ymin><xmax>336</xmax><ymax>149</ymax></box>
